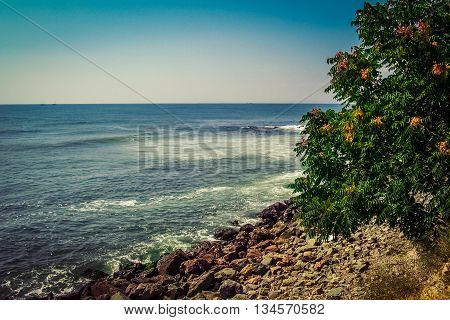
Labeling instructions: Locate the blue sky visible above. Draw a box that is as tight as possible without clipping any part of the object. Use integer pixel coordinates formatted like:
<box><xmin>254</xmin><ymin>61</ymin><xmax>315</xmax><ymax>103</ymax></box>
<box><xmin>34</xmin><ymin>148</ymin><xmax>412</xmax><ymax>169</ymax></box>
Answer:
<box><xmin>0</xmin><ymin>0</ymin><xmax>366</xmax><ymax>104</ymax></box>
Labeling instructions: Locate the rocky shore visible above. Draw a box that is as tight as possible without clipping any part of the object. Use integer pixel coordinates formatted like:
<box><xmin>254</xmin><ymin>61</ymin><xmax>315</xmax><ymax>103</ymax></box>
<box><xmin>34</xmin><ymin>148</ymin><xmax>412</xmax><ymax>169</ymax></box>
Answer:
<box><xmin>54</xmin><ymin>200</ymin><xmax>448</xmax><ymax>300</ymax></box>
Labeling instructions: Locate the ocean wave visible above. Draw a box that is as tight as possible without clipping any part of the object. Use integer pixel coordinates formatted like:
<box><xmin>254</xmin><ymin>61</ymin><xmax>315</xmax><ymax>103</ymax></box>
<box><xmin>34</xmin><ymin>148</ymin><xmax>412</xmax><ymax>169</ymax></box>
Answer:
<box><xmin>2</xmin><ymin>264</ymin><xmax>85</xmax><ymax>299</ymax></box>
<box><xmin>71</xmin><ymin>199</ymin><xmax>138</xmax><ymax>212</ymax></box>
<box><xmin>3</xmin><ymin>134</ymin><xmax>137</xmax><ymax>152</ymax></box>
<box><xmin>240</xmin><ymin>125</ymin><xmax>305</xmax><ymax>132</ymax></box>
<box><xmin>262</xmin><ymin>125</ymin><xmax>306</xmax><ymax>131</ymax></box>
<box><xmin>57</xmin><ymin>135</ymin><xmax>136</xmax><ymax>147</ymax></box>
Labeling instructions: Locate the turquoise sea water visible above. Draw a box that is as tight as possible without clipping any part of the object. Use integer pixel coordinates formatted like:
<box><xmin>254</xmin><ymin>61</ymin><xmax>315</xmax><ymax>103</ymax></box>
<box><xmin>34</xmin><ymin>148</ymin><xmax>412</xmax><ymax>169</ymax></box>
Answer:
<box><xmin>0</xmin><ymin>103</ymin><xmax>340</xmax><ymax>298</ymax></box>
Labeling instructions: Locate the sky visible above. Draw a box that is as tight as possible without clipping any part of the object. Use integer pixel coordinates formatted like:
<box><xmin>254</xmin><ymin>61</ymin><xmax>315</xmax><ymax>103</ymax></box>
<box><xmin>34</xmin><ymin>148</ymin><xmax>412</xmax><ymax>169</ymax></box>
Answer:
<box><xmin>0</xmin><ymin>0</ymin><xmax>366</xmax><ymax>104</ymax></box>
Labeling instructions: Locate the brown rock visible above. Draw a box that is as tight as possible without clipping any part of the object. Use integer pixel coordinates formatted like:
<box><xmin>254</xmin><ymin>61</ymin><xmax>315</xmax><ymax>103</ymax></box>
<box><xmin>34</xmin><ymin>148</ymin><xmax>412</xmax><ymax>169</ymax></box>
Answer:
<box><xmin>245</xmin><ymin>275</ymin><xmax>262</xmax><ymax>285</ymax></box>
<box><xmin>157</xmin><ymin>250</ymin><xmax>188</xmax><ymax>276</ymax></box>
<box><xmin>90</xmin><ymin>280</ymin><xmax>115</xmax><ymax>299</ymax></box>
<box><xmin>180</xmin><ymin>259</ymin><xmax>210</xmax><ymax>275</ymax></box>
<box><xmin>187</xmin><ymin>271</ymin><xmax>215</xmax><ymax>297</ymax></box>
<box><xmin>314</xmin><ymin>258</ymin><xmax>331</xmax><ymax>271</ymax></box>
<box><xmin>214</xmin><ymin>228</ymin><xmax>238</xmax><ymax>241</ymax></box>
<box><xmin>111</xmin><ymin>292</ymin><xmax>129</xmax><ymax>300</ymax></box>
<box><xmin>219</xmin><ymin>280</ymin><xmax>243</xmax><ymax>299</ymax></box>
<box><xmin>266</xmin><ymin>245</ymin><xmax>279</xmax><ymax>252</ymax></box>
<box><xmin>215</xmin><ymin>268</ymin><xmax>238</xmax><ymax>280</ymax></box>
<box><xmin>127</xmin><ymin>283</ymin><xmax>163</xmax><ymax>300</ymax></box>
<box><xmin>246</xmin><ymin>248</ymin><xmax>263</xmax><ymax>261</ymax></box>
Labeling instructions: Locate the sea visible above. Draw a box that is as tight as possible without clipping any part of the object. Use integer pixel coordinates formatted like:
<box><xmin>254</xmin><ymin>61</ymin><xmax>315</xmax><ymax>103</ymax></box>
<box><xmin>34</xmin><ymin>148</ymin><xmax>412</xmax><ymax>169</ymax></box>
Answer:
<box><xmin>0</xmin><ymin>103</ymin><xmax>340</xmax><ymax>298</ymax></box>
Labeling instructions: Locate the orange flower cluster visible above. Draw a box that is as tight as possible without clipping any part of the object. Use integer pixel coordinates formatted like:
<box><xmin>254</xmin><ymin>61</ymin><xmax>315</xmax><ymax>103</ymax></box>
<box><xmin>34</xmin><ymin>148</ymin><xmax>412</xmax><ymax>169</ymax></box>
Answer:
<box><xmin>343</xmin><ymin>122</ymin><xmax>355</xmax><ymax>142</ymax></box>
<box><xmin>320</xmin><ymin>123</ymin><xmax>333</xmax><ymax>134</ymax></box>
<box><xmin>410</xmin><ymin>116</ymin><xmax>422</xmax><ymax>127</ymax></box>
<box><xmin>371</xmin><ymin>116</ymin><xmax>384</xmax><ymax>127</ymax></box>
<box><xmin>432</xmin><ymin>64</ymin><xmax>446</xmax><ymax>76</ymax></box>
<box><xmin>336</xmin><ymin>51</ymin><xmax>349</xmax><ymax>71</ymax></box>
<box><xmin>418</xmin><ymin>20</ymin><xmax>426</xmax><ymax>32</ymax></box>
<box><xmin>438</xmin><ymin>141</ymin><xmax>450</xmax><ymax>156</ymax></box>
<box><xmin>396</xmin><ymin>25</ymin><xmax>413</xmax><ymax>37</ymax></box>
<box><xmin>431</xmin><ymin>41</ymin><xmax>438</xmax><ymax>47</ymax></box>
<box><xmin>353</xmin><ymin>108</ymin><xmax>364</xmax><ymax>120</ymax></box>
<box><xmin>360</xmin><ymin>68</ymin><xmax>370</xmax><ymax>80</ymax></box>
<box><xmin>338</xmin><ymin>59</ymin><xmax>349</xmax><ymax>71</ymax></box>
<box><xmin>311</xmin><ymin>108</ymin><xmax>322</xmax><ymax>116</ymax></box>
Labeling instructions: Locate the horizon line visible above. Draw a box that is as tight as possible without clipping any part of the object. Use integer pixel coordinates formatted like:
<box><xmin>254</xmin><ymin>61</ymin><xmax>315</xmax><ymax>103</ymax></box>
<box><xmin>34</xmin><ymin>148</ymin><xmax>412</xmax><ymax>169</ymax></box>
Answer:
<box><xmin>0</xmin><ymin>102</ymin><xmax>339</xmax><ymax>106</ymax></box>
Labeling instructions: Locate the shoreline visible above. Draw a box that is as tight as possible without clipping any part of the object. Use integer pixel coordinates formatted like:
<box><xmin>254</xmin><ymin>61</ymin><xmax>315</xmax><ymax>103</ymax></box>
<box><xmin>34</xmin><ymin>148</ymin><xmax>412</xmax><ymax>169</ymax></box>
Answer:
<box><xmin>43</xmin><ymin>199</ymin><xmax>448</xmax><ymax>300</ymax></box>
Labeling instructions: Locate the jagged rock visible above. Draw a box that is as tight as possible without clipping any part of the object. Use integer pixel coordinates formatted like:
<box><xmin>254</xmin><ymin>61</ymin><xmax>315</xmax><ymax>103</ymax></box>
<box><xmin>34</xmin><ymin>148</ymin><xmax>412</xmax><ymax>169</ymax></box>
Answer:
<box><xmin>149</xmin><ymin>274</ymin><xmax>176</xmax><ymax>286</ymax></box>
<box><xmin>215</xmin><ymin>268</ymin><xmax>238</xmax><ymax>280</ymax></box>
<box><xmin>301</xmin><ymin>251</ymin><xmax>315</xmax><ymax>262</ymax></box>
<box><xmin>187</xmin><ymin>271</ymin><xmax>215</xmax><ymax>297</ymax></box>
<box><xmin>245</xmin><ymin>275</ymin><xmax>262</xmax><ymax>285</ymax></box>
<box><xmin>111</xmin><ymin>292</ymin><xmax>129</xmax><ymax>300</ymax></box>
<box><xmin>110</xmin><ymin>278</ymin><xmax>131</xmax><ymax>292</ymax></box>
<box><xmin>157</xmin><ymin>250</ymin><xmax>188</xmax><ymax>276</ymax></box>
<box><xmin>90</xmin><ymin>279</ymin><xmax>115</xmax><ymax>299</ymax></box>
<box><xmin>297</xmin><ymin>244</ymin><xmax>317</xmax><ymax>253</ymax></box>
<box><xmin>251</xmin><ymin>229</ymin><xmax>275</xmax><ymax>242</ymax></box>
<box><xmin>246</xmin><ymin>248</ymin><xmax>263</xmax><ymax>261</ymax></box>
<box><xmin>314</xmin><ymin>257</ymin><xmax>331</xmax><ymax>271</ymax></box>
<box><xmin>230</xmin><ymin>258</ymin><xmax>248</xmax><ymax>270</ymax></box>
<box><xmin>113</xmin><ymin>270</ymin><xmax>135</xmax><ymax>281</ymax></box>
<box><xmin>261</xmin><ymin>255</ymin><xmax>274</xmax><ymax>266</ymax></box>
<box><xmin>306</xmin><ymin>238</ymin><xmax>321</xmax><ymax>246</ymax></box>
<box><xmin>126</xmin><ymin>283</ymin><xmax>163</xmax><ymax>299</ymax></box>
<box><xmin>356</xmin><ymin>261</ymin><xmax>369</xmax><ymax>273</ymax></box>
<box><xmin>214</xmin><ymin>228</ymin><xmax>238</xmax><ymax>241</ymax></box>
<box><xmin>231</xmin><ymin>293</ymin><xmax>248</xmax><ymax>300</ymax></box>
<box><xmin>180</xmin><ymin>259</ymin><xmax>210</xmax><ymax>275</ymax></box>
<box><xmin>219</xmin><ymin>280</ymin><xmax>243</xmax><ymax>299</ymax></box>
<box><xmin>240</xmin><ymin>224</ymin><xmax>255</xmax><ymax>233</ymax></box>
<box><xmin>166</xmin><ymin>283</ymin><xmax>186</xmax><ymax>299</ymax></box>
<box><xmin>271</xmin><ymin>221</ymin><xmax>287</xmax><ymax>236</ymax></box>
<box><xmin>327</xmin><ymin>287</ymin><xmax>343</xmax><ymax>300</ymax></box>
<box><xmin>240</xmin><ymin>263</ymin><xmax>267</xmax><ymax>276</ymax></box>
<box><xmin>230</xmin><ymin>220</ymin><xmax>240</xmax><ymax>226</ymax></box>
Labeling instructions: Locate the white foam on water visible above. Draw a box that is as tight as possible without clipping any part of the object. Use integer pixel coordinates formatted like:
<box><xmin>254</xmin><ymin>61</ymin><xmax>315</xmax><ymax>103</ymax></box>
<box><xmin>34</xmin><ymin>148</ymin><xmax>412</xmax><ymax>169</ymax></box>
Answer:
<box><xmin>262</xmin><ymin>125</ymin><xmax>306</xmax><ymax>131</ymax></box>
<box><xmin>70</xmin><ymin>199</ymin><xmax>138</xmax><ymax>212</ymax></box>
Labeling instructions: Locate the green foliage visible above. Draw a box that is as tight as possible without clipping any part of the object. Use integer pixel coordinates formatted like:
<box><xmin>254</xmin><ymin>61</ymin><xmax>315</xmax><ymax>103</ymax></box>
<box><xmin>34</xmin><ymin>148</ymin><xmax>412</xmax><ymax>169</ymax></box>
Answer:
<box><xmin>290</xmin><ymin>0</ymin><xmax>449</xmax><ymax>240</ymax></box>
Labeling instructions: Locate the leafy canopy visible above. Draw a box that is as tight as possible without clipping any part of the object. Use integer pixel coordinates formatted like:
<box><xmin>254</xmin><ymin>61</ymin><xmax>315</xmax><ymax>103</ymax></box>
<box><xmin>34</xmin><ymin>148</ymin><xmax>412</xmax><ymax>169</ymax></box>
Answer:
<box><xmin>290</xmin><ymin>0</ymin><xmax>449</xmax><ymax>239</ymax></box>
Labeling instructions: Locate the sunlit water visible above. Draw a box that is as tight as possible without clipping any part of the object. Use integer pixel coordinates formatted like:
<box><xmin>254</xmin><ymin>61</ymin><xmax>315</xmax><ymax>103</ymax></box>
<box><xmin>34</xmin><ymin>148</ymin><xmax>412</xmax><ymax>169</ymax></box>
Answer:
<box><xmin>0</xmin><ymin>103</ymin><xmax>340</xmax><ymax>298</ymax></box>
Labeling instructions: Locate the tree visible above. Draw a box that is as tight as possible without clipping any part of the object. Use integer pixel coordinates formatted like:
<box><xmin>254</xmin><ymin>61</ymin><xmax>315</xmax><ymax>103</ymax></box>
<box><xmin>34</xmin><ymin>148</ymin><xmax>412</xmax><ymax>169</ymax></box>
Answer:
<box><xmin>290</xmin><ymin>0</ymin><xmax>449</xmax><ymax>240</ymax></box>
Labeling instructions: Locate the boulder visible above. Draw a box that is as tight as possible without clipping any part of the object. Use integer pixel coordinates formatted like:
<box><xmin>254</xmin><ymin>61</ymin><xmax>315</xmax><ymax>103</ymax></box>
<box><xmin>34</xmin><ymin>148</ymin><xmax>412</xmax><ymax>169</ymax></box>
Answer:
<box><xmin>261</xmin><ymin>255</ymin><xmax>274</xmax><ymax>266</ymax></box>
<box><xmin>157</xmin><ymin>250</ymin><xmax>188</xmax><ymax>276</ymax></box>
<box><xmin>219</xmin><ymin>280</ymin><xmax>243</xmax><ymax>299</ymax></box>
<box><xmin>297</xmin><ymin>244</ymin><xmax>317</xmax><ymax>253</ymax></box>
<box><xmin>327</xmin><ymin>287</ymin><xmax>343</xmax><ymax>300</ymax></box>
<box><xmin>356</xmin><ymin>261</ymin><xmax>370</xmax><ymax>273</ymax></box>
<box><xmin>111</xmin><ymin>292</ymin><xmax>129</xmax><ymax>300</ymax></box>
<box><xmin>214</xmin><ymin>228</ymin><xmax>238</xmax><ymax>241</ymax></box>
<box><xmin>180</xmin><ymin>259</ymin><xmax>210</xmax><ymax>275</ymax></box>
<box><xmin>240</xmin><ymin>224</ymin><xmax>255</xmax><ymax>233</ymax></box>
<box><xmin>214</xmin><ymin>268</ymin><xmax>238</xmax><ymax>280</ymax></box>
<box><xmin>187</xmin><ymin>271</ymin><xmax>215</xmax><ymax>297</ymax></box>
<box><xmin>246</xmin><ymin>248</ymin><xmax>263</xmax><ymax>261</ymax></box>
<box><xmin>90</xmin><ymin>280</ymin><xmax>115</xmax><ymax>299</ymax></box>
<box><xmin>126</xmin><ymin>283</ymin><xmax>163</xmax><ymax>300</ymax></box>
<box><xmin>240</xmin><ymin>263</ymin><xmax>267</xmax><ymax>276</ymax></box>
<box><xmin>166</xmin><ymin>283</ymin><xmax>186</xmax><ymax>299</ymax></box>
<box><xmin>149</xmin><ymin>274</ymin><xmax>176</xmax><ymax>286</ymax></box>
